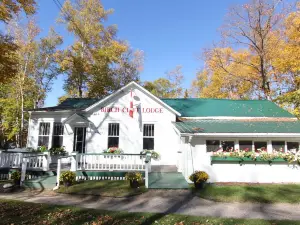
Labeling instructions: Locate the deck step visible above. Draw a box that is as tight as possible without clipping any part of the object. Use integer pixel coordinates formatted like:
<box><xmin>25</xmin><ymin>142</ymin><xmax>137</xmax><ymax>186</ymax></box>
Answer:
<box><xmin>151</xmin><ymin>165</ymin><xmax>178</xmax><ymax>172</ymax></box>
<box><xmin>24</xmin><ymin>175</ymin><xmax>57</xmax><ymax>189</ymax></box>
<box><xmin>148</xmin><ymin>172</ymin><xmax>189</xmax><ymax>189</ymax></box>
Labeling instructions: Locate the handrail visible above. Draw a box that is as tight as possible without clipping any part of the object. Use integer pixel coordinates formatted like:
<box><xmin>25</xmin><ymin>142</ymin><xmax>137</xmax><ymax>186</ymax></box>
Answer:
<box><xmin>77</xmin><ymin>153</ymin><xmax>146</xmax><ymax>156</ymax></box>
<box><xmin>23</xmin><ymin>154</ymin><xmax>45</xmax><ymax>158</ymax></box>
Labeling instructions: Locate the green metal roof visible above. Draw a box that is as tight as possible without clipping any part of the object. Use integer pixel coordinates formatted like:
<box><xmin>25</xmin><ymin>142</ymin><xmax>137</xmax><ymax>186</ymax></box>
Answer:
<box><xmin>32</xmin><ymin>98</ymin><xmax>99</xmax><ymax>111</ymax></box>
<box><xmin>174</xmin><ymin>120</ymin><xmax>300</xmax><ymax>134</ymax></box>
<box><xmin>161</xmin><ymin>98</ymin><xmax>295</xmax><ymax>118</ymax></box>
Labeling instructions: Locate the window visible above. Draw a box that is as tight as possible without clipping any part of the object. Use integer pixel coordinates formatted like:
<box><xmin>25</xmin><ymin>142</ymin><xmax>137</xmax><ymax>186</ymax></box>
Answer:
<box><xmin>239</xmin><ymin>141</ymin><xmax>252</xmax><ymax>151</ymax></box>
<box><xmin>38</xmin><ymin>122</ymin><xmax>50</xmax><ymax>147</ymax></box>
<box><xmin>254</xmin><ymin>141</ymin><xmax>267</xmax><ymax>151</ymax></box>
<box><xmin>206</xmin><ymin>140</ymin><xmax>220</xmax><ymax>152</ymax></box>
<box><xmin>221</xmin><ymin>141</ymin><xmax>234</xmax><ymax>152</ymax></box>
<box><xmin>287</xmin><ymin>142</ymin><xmax>299</xmax><ymax>152</ymax></box>
<box><xmin>108</xmin><ymin>123</ymin><xmax>119</xmax><ymax>148</ymax></box>
<box><xmin>143</xmin><ymin>124</ymin><xmax>154</xmax><ymax>150</ymax></box>
<box><xmin>73</xmin><ymin>127</ymin><xmax>86</xmax><ymax>153</ymax></box>
<box><xmin>52</xmin><ymin>122</ymin><xmax>64</xmax><ymax>148</ymax></box>
<box><xmin>272</xmin><ymin>141</ymin><xmax>285</xmax><ymax>152</ymax></box>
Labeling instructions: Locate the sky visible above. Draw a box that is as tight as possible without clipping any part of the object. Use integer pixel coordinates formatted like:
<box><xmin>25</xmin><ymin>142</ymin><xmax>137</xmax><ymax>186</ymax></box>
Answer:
<box><xmin>36</xmin><ymin>0</ymin><xmax>248</xmax><ymax>107</ymax></box>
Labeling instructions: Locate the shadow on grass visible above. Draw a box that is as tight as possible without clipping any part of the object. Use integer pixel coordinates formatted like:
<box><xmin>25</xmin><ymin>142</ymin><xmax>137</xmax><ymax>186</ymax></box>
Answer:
<box><xmin>57</xmin><ymin>180</ymin><xmax>147</xmax><ymax>197</ymax></box>
<box><xmin>194</xmin><ymin>183</ymin><xmax>300</xmax><ymax>204</ymax></box>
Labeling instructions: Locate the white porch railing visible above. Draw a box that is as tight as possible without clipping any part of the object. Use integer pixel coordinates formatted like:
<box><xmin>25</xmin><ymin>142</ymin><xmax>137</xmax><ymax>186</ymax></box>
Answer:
<box><xmin>55</xmin><ymin>152</ymin><xmax>152</xmax><ymax>189</ymax></box>
<box><xmin>76</xmin><ymin>153</ymin><xmax>146</xmax><ymax>171</ymax></box>
<box><xmin>0</xmin><ymin>151</ymin><xmax>49</xmax><ymax>170</ymax></box>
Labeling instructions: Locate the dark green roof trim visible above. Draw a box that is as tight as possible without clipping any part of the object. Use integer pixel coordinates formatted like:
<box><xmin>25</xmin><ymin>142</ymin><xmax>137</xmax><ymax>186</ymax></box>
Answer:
<box><xmin>162</xmin><ymin>98</ymin><xmax>295</xmax><ymax>118</ymax></box>
<box><xmin>174</xmin><ymin>119</ymin><xmax>300</xmax><ymax>134</ymax></box>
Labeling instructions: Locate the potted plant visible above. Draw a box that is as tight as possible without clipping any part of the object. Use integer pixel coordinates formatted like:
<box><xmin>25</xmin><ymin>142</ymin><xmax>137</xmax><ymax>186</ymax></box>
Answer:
<box><xmin>125</xmin><ymin>172</ymin><xmax>143</xmax><ymax>188</ymax></box>
<box><xmin>189</xmin><ymin>171</ymin><xmax>209</xmax><ymax>189</ymax></box>
<box><xmin>59</xmin><ymin>171</ymin><xmax>76</xmax><ymax>187</ymax></box>
<box><xmin>141</xmin><ymin>150</ymin><xmax>160</xmax><ymax>160</ymax></box>
<box><xmin>11</xmin><ymin>170</ymin><xmax>21</xmax><ymax>185</ymax></box>
<box><xmin>49</xmin><ymin>146</ymin><xmax>67</xmax><ymax>163</ymax></box>
<box><xmin>37</xmin><ymin>145</ymin><xmax>48</xmax><ymax>152</ymax></box>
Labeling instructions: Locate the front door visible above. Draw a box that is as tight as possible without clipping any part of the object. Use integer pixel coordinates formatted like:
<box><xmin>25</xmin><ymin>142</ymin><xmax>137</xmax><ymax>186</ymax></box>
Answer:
<box><xmin>73</xmin><ymin>127</ymin><xmax>86</xmax><ymax>153</ymax></box>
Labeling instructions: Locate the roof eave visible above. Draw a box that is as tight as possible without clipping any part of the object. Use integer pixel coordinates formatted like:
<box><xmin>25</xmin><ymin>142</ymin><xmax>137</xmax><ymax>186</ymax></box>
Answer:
<box><xmin>179</xmin><ymin>133</ymin><xmax>300</xmax><ymax>137</ymax></box>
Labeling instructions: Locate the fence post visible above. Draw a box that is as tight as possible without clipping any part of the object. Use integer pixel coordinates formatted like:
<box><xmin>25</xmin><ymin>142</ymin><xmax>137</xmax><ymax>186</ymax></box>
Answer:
<box><xmin>71</xmin><ymin>152</ymin><xmax>78</xmax><ymax>172</ymax></box>
<box><xmin>43</xmin><ymin>151</ymin><xmax>50</xmax><ymax>171</ymax></box>
<box><xmin>20</xmin><ymin>157</ymin><xmax>27</xmax><ymax>186</ymax></box>
<box><xmin>56</xmin><ymin>158</ymin><xmax>61</xmax><ymax>188</ymax></box>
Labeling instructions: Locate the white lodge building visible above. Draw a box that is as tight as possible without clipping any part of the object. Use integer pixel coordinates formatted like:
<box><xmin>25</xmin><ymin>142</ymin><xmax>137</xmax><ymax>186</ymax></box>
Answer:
<box><xmin>28</xmin><ymin>82</ymin><xmax>300</xmax><ymax>183</ymax></box>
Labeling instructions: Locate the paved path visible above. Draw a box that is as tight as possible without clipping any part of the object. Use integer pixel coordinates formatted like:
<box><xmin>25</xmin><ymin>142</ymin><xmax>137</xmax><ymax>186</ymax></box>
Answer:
<box><xmin>1</xmin><ymin>190</ymin><xmax>300</xmax><ymax>221</ymax></box>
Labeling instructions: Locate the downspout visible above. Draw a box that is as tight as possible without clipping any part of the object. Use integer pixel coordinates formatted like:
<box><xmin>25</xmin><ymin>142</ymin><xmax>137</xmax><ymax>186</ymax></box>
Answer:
<box><xmin>188</xmin><ymin>135</ymin><xmax>195</xmax><ymax>174</ymax></box>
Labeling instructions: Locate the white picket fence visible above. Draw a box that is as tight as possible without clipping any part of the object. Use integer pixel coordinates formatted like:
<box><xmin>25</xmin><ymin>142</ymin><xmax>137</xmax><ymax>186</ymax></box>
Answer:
<box><xmin>77</xmin><ymin>153</ymin><xmax>146</xmax><ymax>171</ymax></box>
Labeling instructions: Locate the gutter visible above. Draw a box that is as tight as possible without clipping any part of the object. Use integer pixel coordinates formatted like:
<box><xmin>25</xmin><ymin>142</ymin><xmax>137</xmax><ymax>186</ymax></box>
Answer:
<box><xmin>179</xmin><ymin>133</ymin><xmax>300</xmax><ymax>138</ymax></box>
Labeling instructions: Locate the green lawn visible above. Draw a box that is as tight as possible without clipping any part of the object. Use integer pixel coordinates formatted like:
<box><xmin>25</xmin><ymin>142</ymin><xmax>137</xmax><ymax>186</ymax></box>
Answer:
<box><xmin>193</xmin><ymin>184</ymin><xmax>300</xmax><ymax>203</ymax></box>
<box><xmin>56</xmin><ymin>180</ymin><xmax>147</xmax><ymax>197</ymax></box>
<box><xmin>0</xmin><ymin>199</ymin><xmax>299</xmax><ymax>225</ymax></box>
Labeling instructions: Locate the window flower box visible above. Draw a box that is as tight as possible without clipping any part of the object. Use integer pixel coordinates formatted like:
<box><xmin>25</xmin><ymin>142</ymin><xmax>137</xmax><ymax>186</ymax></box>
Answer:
<box><xmin>211</xmin><ymin>156</ymin><xmax>287</xmax><ymax>163</ymax></box>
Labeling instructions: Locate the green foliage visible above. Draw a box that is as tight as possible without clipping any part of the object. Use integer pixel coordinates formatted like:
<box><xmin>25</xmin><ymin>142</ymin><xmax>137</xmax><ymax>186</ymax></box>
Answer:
<box><xmin>189</xmin><ymin>171</ymin><xmax>209</xmax><ymax>183</ymax></box>
<box><xmin>141</xmin><ymin>150</ymin><xmax>160</xmax><ymax>160</ymax></box>
<box><xmin>103</xmin><ymin>147</ymin><xmax>123</xmax><ymax>154</ymax></box>
<box><xmin>37</xmin><ymin>145</ymin><xmax>47</xmax><ymax>153</ymax></box>
<box><xmin>125</xmin><ymin>172</ymin><xmax>143</xmax><ymax>182</ymax></box>
<box><xmin>0</xmin><ymin>0</ymin><xmax>36</xmax><ymax>23</ymax></box>
<box><xmin>49</xmin><ymin>147</ymin><xmax>66</xmax><ymax>156</ymax></box>
<box><xmin>11</xmin><ymin>171</ymin><xmax>21</xmax><ymax>182</ymax></box>
<box><xmin>59</xmin><ymin>171</ymin><xmax>76</xmax><ymax>186</ymax></box>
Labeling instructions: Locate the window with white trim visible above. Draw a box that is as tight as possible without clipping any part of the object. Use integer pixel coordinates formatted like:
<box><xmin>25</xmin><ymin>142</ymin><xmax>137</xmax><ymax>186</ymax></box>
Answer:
<box><xmin>38</xmin><ymin>122</ymin><xmax>50</xmax><ymax>147</ymax></box>
<box><xmin>239</xmin><ymin>141</ymin><xmax>252</xmax><ymax>151</ymax></box>
<box><xmin>287</xmin><ymin>142</ymin><xmax>299</xmax><ymax>152</ymax></box>
<box><xmin>52</xmin><ymin>122</ymin><xmax>64</xmax><ymax>148</ymax></box>
<box><xmin>221</xmin><ymin>141</ymin><xmax>234</xmax><ymax>152</ymax></box>
<box><xmin>206</xmin><ymin>140</ymin><xmax>220</xmax><ymax>152</ymax></box>
<box><xmin>108</xmin><ymin>123</ymin><xmax>119</xmax><ymax>148</ymax></box>
<box><xmin>73</xmin><ymin>127</ymin><xmax>86</xmax><ymax>153</ymax></box>
<box><xmin>272</xmin><ymin>141</ymin><xmax>285</xmax><ymax>152</ymax></box>
<box><xmin>254</xmin><ymin>141</ymin><xmax>267</xmax><ymax>151</ymax></box>
<box><xmin>143</xmin><ymin>124</ymin><xmax>154</xmax><ymax>150</ymax></box>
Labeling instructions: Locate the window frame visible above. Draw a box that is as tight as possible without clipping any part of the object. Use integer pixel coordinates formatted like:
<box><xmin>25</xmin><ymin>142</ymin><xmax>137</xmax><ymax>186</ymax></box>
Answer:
<box><xmin>143</xmin><ymin>124</ymin><xmax>155</xmax><ymax>150</ymax></box>
<box><xmin>52</xmin><ymin>122</ymin><xmax>64</xmax><ymax>148</ymax></box>
<box><xmin>107</xmin><ymin>123</ymin><xmax>120</xmax><ymax>148</ymax></box>
<box><xmin>38</xmin><ymin>122</ymin><xmax>51</xmax><ymax>148</ymax></box>
<box><xmin>206</xmin><ymin>140</ymin><xmax>221</xmax><ymax>152</ymax></box>
<box><xmin>73</xmin><ymin>127</ymin><xmax>87</xmax><ymax>153</ymax></box>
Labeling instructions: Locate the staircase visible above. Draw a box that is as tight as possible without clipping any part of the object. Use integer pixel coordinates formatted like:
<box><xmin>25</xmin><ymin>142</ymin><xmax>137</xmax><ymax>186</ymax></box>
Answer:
<box><xmin>24</xmin><ymin>171</ymin><xmax>57</xmax><ymax>189</ymax></box>
<box><xmin>148</xmin><ymin>165</ymin><xmax>189</xmax><ymax>189</ymax></box>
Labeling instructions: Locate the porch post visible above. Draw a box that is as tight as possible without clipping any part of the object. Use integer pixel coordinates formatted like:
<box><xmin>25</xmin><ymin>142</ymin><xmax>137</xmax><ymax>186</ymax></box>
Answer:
<box><xmin>56</xmin><ymin>158</ymin><xmax>61</xmax><ymax>188</ymax></box>
<box><xmin>43</xmin><ymin>151</ymin><xmax>50</xmax><ymax>171</ymax></box>
<box><xmin>20</xmin><ymin>157</ymin><xmax>27</xmax><ymax>186</ymax></box>
<box><xmin>267</xmin><ymin>140</ymin><xmax>272</xmax><ymax>153</ymax></box>
<box><xmin>70</xmin><ymin>152</ymin><xmax>78</xmax><ymax>172</ymax></box>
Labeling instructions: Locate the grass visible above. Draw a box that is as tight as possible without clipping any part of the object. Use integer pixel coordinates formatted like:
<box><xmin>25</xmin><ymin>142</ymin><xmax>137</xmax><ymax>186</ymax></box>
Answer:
<box><xmin>56</xmin><ymin>180</ymin><xmax>147</xmax><ymax>197</ymax></box>
<box><xmin>193</xmin><ymin>183</ymin><xmax>300</xmax><ymax>203</ymax></box>
<box><xmin>0</xmin><ymin>199</ymin><xmax>299</xmax><ymax>225</ymax></box>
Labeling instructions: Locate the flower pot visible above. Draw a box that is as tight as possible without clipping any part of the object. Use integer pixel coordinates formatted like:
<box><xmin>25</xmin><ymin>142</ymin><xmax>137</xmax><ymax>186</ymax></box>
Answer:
<box><xmin>13</xmin><ymin>179</ymin><xmax>20</xmax><ymax>186</ymax></box>
<box><xmin>64</xmin><ymin>181</ymin><xmax>71</xmax><ymax>187</ymax></box>
<box><xmin>129</xmin><ymin>180</ymin><xmax>139</xmax><ymax>188</ymax></box>
<box><xmin>194</xmin><ymin>181</ymin><xmax>205</xmax><ymax>189</ymax></box>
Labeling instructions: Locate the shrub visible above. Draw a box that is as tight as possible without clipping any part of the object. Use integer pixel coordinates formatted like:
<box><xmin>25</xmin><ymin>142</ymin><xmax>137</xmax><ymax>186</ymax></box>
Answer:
<box><xmin>49</xmin><ymin>146</ymin><xmax>66</xmax><ymax>156</ymax></box>
<box><xmin>125</xmin><ymin>172</ymin><xmax>143</xmax><ymax>182</ymax></box>
<box><xmin>11</xmin><ymin>171</ymin><xmax>21</xmax><ymax>182</ymax></box>
<box><xmin>59</xmin><ymin>171</ymin><xmax>76</xmax><ymax>186</ymax></box>
<box><xmin>189</xmin><ymin>171</ymin><xmax>209</xmax><ymax>183</ymax></box>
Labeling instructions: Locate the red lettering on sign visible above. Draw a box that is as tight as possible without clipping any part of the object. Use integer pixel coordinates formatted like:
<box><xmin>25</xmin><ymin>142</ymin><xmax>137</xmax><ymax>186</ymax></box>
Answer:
<box><xmin>93</xmin><ymin>107</ymin><xmax>163</xmax><ymax>115</ymax></box>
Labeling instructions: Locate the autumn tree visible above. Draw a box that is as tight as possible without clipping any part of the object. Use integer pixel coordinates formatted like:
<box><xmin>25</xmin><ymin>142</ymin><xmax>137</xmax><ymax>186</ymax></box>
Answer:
<box><xmin>144</xmin><ymin>65</ymin><xmax>184</xmax><ymax>98</ymax></box>
<box><xmin>193</xmin><ymin>0</ymin><xmax>292</xmax><ymax>100</ymax></box>
<box><xmin>0</xmin><ymin>17</ymin><xmax>62</xmax><ymax>147</ymax></box>
<box><xmin>57</xmin><ymin>0</ymin><xmax>143</xmax><ymax>98</ymax></box>
<box><xmin>0</xmin><ymin>0</ymin><xmax>36</xmax><ymax>84</ymax></box>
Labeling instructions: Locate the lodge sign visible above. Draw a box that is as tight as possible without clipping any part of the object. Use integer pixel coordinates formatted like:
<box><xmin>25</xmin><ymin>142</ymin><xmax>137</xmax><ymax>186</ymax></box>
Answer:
<box><xmin>93</xmin><ymin>107</ymin><xmax>163</xmax><ymax>115</ymax></box>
